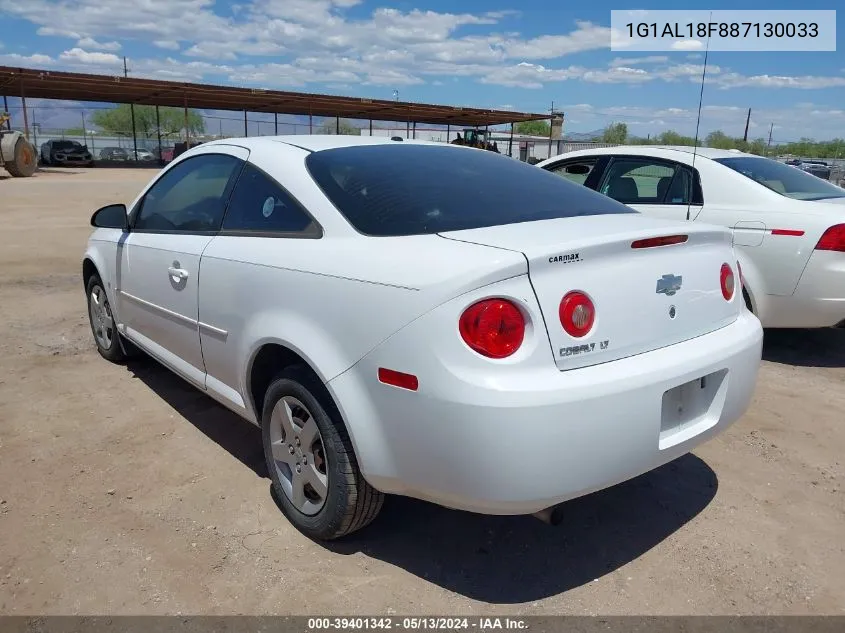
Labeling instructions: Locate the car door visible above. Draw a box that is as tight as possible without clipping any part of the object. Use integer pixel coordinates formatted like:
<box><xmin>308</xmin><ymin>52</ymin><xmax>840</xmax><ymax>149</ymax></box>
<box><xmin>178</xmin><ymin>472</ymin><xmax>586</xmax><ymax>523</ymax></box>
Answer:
<box><xmin>197</xmin><ymin>160</ymin><xmax>322</xmax><ymax>415</ymax></box>
<box><xmin>116</xmin><ymin>148</ymin><xmax>247</xmax><ymax>387</ymax></box>
<box><xmin>594</xmin><ymin>156</ymin><xmax>703</xmax><ymax>221</ymax></box>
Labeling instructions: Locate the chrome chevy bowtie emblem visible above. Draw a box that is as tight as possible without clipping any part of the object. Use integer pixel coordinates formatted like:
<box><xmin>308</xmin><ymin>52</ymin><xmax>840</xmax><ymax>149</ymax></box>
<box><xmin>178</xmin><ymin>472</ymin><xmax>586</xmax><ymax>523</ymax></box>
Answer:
<box><xmin>656</xmin><ymin>274</ymin><xmax>683</xmax><ymax>296</ymax></box>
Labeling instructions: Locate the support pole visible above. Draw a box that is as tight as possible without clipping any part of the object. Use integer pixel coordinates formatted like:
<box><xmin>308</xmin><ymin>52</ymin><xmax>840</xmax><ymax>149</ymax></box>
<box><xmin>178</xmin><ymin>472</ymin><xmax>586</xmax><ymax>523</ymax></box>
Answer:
<box><xmin>3</xmin><ymin>95</ymin><xmax>11</xmax><ymax>130</ymax></box>
<box><xmin>130</xmin><ymin>102</ymin><xmax>138</xmax><ymax>161</ymax></box>
<box><xmin>369</xmin><ymin>119</ymin><xmax>373</xmax><ymax>136</ymax></box>
<box><xmin>244</xmin><ymin>110</ymin><xmax>248</xmax><ymax>137</ymax></box>
<box><xmin>274</xmin><ymin>113</ymin><xmax>278</xmax><ymax>135</ymax></box>
<box><xmin>547</xmin><ymin>117</ymin><xmax>553</xmax><ymax>158</ymax></box>
<box><xmin>124</xmin><ymin>57</ymin><xmax>137</xmax><ymax>159</ymax></box>
<box><xmin>446</xmin><ymin>124</ymin><xmax>450</xmax><ymax>142</ymax></box>
<box><xmin>156</xmin><ymin>106</ymin><xmax>163</xmax><ymax>166</ymax></box>
<box><xmin>336</xmin><ymin>115</ymin><xmax>340</xmax><ymax>135</ymax></box>
<box><xmin>20</xmin><ymin>81</ymin><xmax>29</xmax><ymax>140</ymax></box>
<box><xmin>184</xmin><ymin>96</ymin><xmax>190</xmax><ymax>147</ymax></box>
<box><xmin>309</xmin><ymin>112</ymin><xmax>313</xmax><ymax>135</ymax></box>
<box><xmin>406</xmin><ymin>121</ymin><xmax>410</xmax><ymax>138</ymax></box>
<box><xmin>508</xmin><ymin>122</ymin><xmax>514</xmax><ymax>157</ymax></box>
<box><xmin>412</xmin><ymin>121</ymin><xmax>416</xmax><ymax>139</ymax></box>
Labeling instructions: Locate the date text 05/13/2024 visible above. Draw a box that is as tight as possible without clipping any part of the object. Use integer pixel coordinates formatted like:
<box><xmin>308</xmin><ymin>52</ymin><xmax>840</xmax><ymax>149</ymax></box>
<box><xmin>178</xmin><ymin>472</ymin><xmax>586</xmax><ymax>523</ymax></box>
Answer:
<box><xmin>306</xmin><ymin>617</ymin><xmax>528</xmax><ymax>631</ymax></box>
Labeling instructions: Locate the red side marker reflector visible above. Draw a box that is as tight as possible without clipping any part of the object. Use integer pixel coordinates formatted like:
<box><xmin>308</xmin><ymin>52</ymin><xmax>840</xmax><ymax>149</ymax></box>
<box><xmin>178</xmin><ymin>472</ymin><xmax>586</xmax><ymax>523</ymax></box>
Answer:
<box><xmin>631</xmin><ymin>235</ymin><xmax>688</xmax><ymax>249</ymax></box>
<box><xmin>771</xmin><ymin>229</ymin><xmax>805</xmax><ymax>237</ymax></box>
<box><xmin>378</xmin><ymin>368</ymin><xmax>419</xmax><ymax>391</ymax></box>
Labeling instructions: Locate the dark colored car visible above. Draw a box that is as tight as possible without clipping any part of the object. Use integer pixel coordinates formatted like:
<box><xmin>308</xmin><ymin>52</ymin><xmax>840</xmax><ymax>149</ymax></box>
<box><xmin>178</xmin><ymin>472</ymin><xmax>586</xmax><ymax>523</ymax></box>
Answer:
<box><xmin>100</xmin><ymin>147</ymin><xmax>130</xmax><ymax>162</ymax></box>
<box><xmin>171</xmin><ymin>140</ymin><xmax>205</xmax><ymax>160</ymax></box>
<box><xmin>787</xmin><ymin>159</ymin><xmax>831</xmax><ymax>180</ymax></box>
<box><xmin>40</xmin><ymin>140</ymin><xmax>94</xmax><ymax>167</ymax></box>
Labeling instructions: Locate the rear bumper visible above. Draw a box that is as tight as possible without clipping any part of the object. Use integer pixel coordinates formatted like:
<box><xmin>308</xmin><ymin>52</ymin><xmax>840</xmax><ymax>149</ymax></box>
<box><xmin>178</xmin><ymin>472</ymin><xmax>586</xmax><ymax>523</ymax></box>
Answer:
<box><xmin>763</xmin><ymin>251</ymin><xmax>845</xmax><ymax>328</ymax></box>
<box><xmin>329</xmin><ymin>312</ymin><xmax>763</xmax><ymax>515</ymax></box>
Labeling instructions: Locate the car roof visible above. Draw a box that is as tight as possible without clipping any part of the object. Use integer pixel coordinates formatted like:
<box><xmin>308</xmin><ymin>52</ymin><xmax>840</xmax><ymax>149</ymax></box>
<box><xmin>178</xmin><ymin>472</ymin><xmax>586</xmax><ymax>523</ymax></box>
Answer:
<box><xmin>547</xmin><ymin>145</ymin><xmax>752</xmax><ymax>162</ymax></box>
<box><xmin>200</xmin><ymin>134</ymin><xmax>455</xmax><ymax>153</ymax></box>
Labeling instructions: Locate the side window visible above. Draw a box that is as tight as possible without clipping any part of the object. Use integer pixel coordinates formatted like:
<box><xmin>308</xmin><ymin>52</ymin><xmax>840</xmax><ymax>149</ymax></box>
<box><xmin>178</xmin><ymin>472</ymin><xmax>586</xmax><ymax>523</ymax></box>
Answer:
<box><xmin>134</xmin><ymin>153</ymin><xmax>242</xmax><ymax>232</ymax></box>
<box><xmin>547</xmin><ymin>159</ymin><xmax>597</xmax><ymax>186</ymax></box>
<box><xmin>222</xmin><ymin>163</ymin><xmax>316</xmax><ymax>235</ymax></box>
<box><xmin>598</xmin><ymin>158</ymin><xmax>692</xmax><ymax>205</ymax></box>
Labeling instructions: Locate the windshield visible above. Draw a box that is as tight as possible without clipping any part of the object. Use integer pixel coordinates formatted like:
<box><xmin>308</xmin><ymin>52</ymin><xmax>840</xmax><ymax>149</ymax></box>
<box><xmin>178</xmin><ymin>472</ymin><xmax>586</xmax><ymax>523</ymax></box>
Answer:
<box><xmin>715</xmin><ymin>156</ymin><xmax>844</xmax><ymax>201</ymax></box>
<box><xmin>305</xmin><ymin>144</ymin><xmax>635</xmax><ymax>236</ymax></box>
<box><xmin>54</xmin><ymin>141</ymin><xmax>82</xmax><ymax>150</ymax></box>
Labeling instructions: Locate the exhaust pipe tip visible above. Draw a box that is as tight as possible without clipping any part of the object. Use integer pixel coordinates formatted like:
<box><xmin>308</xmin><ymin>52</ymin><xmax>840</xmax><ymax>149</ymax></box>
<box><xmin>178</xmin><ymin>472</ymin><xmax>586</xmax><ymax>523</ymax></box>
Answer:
<box><xmin>531</xmin><ymin>505</ymin><xmax>564</xmax><ymax>526</ymax></box>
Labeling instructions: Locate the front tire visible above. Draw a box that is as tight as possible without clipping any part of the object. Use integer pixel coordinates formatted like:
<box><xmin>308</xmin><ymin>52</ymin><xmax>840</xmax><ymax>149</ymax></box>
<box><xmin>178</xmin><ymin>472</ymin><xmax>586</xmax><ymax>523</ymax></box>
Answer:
<box><xmin>261</xmin><ymin>366</ymin><xmax>384</xmax><ymax>540</ymax></box>
<box><xmin>86</xmin><ymin>274</ymin><xmax>127</xmax><ymax>363</ymax></box>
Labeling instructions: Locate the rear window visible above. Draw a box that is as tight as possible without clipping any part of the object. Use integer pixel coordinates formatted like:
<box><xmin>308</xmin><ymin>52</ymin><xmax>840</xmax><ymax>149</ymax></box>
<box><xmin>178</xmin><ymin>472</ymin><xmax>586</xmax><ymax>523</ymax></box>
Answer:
<box><xmin>715</xmin><ymin>156</ymin><xmax>844</xmax><ymax>201</ymax></box>
<box><xmin>305</xmin><ymin>144</ymin><xmax>635</xmax><ymax>236</ymax></box>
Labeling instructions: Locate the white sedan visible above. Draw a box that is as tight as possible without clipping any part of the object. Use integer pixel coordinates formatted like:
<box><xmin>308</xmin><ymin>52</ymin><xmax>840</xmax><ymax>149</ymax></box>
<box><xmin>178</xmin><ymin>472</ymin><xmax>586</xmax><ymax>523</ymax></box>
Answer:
<box><xmin>538</xmin><ymin>147</ymin><xmax>845</xmax><ymax>329</ymax></box>
<box><xmin>83</xmin><ymin>136</ymin><xmax>762</xmax><ymax>540</ymax></box>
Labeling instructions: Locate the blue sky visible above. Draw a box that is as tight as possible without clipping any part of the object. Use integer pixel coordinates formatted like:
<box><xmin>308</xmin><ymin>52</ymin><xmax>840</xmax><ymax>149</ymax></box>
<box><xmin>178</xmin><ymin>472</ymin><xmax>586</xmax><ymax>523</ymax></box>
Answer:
<box><xmin>0</xmin><ymin>0</ymin><xmax>843</xmax><ymax>141</ymax></box>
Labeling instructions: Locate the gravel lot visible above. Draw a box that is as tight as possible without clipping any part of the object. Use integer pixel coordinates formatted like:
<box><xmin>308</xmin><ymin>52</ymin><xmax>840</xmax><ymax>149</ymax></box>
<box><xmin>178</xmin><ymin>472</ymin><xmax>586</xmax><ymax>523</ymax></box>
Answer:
<box><xmin>0</xmin><ymin>168</ymin><xmax>843</xmax><ymax>615</ymax></box>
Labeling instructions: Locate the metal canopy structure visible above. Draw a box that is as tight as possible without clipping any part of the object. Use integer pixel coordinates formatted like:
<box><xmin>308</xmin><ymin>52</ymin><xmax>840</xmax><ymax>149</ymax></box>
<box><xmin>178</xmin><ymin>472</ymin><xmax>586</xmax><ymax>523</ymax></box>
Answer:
<box><xmin>0</xmin><ymin>65</ymin><xmax>548</xmax><ymax>127</ymax></box>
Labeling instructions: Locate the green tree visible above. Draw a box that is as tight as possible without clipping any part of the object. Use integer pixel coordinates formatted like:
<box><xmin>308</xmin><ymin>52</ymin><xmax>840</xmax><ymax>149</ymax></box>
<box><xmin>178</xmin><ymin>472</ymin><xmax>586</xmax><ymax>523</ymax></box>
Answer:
<box><xmin>705</xmin><ymin>130</ymin><xmax>735</xmax><ymax>149</ymax></box>
<box><xmin>91</xmin><ymin>104</ymin><xmax>205</xmax><ymax>138</ymax></box>
<box><xmin>61</xmin><ymin>127</ymin><xmax>87</xmax><ymax>136</ymax></box>
<box><xmin>601</xmin><ymin>122</ymin><xmax>628</xmax><ymax>144</ymax></box>
<box><xmin>515</xmin><ymin>120</ymin><xmax>551</xmax><ymax>136</ymax></box>
<box><xmin>747</xmin><ymin>138</ymin><xmax>768</xmax><ymax>156</ymax></box>
<box><xmin>318</xmin><ymin>118</ymin><xmax>360</xmax><ymax>135</ymax></box>
<box><xmin>660</xmin><ymin>130</ymin><xmax>698</xmax><ymax>146</ymax></box>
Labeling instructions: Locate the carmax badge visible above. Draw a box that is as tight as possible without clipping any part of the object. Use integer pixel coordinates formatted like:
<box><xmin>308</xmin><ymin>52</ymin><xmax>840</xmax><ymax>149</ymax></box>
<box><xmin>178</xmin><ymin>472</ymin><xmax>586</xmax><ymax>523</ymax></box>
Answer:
<box><xmin>656</xmin><ymin>274</ymin><xmax>683</xmax><ymax>296</ymax></box>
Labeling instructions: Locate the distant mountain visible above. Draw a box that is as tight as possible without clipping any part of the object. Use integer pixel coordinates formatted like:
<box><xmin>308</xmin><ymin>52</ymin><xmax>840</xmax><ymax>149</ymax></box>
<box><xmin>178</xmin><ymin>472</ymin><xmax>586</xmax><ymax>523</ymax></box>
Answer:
<box><xmin>563</xmin><ymin>129</ymin><xmax>603</xmax><ymax>142</ymax></box>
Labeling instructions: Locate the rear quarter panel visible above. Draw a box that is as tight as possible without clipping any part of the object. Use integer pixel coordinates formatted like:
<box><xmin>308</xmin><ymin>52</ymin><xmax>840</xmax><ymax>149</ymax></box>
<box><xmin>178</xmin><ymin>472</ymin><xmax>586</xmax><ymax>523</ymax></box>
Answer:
<box><xmin>197</xmin><ymin>142</ymin><xmax>527</xmax><ymax>419</ymax></box>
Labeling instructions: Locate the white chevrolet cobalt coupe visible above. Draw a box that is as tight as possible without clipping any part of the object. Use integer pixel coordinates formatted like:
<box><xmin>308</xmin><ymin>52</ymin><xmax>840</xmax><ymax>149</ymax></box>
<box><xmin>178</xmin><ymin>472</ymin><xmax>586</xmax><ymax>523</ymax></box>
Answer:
<box><xmin>83</xmin><ymin>136</ymin><xmax>763</xmax><ymax>540</ymax></box>
<box><xmin>538</xmin><ymin>146</ymin><xmax>845</xmax><ymax>329</ymax></box>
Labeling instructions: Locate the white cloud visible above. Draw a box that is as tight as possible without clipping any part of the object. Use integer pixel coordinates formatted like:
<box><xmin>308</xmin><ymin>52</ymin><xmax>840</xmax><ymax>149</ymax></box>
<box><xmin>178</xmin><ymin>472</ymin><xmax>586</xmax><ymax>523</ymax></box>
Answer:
<box><xmin>581</xmin><ymin>66</ymin><xmax>652</xmax><ymax>84</ymax></box>
<box><xmin>712</xmin><ymin>73</ymin><xmax>845</xmax><ymax>90</ymax></box>
<box><xmin>671</xmin><ymin>40</ymin><xmax>704</xmax><ymax>51</ymax></box>
<box><xmin>0</xmin><ymin>52</ymin><xmax>54</xmax><ymax>64</ymax></box>
<box><xmin>153</xmin><ymin>40</ymin><xmax>181</xmax><ymax>50</ymax></box>
<box><xmin>77</xmin><ymin>37</ymin><xmax>121</xmax><ymax>51</ymax></box>
<box><xmin>59</xmin><ymin>48</ymin><xmax>122</xmax><ymax>65</ymax></box>
<box><xmin>609</xmin><ymin>55</ymin><xmax>668</xmax><ymax>67</ymax></box>
<box><xmin>503</xmin><ymin>21</ymin><xmax>610</xmax><ymax>59</ymax></box>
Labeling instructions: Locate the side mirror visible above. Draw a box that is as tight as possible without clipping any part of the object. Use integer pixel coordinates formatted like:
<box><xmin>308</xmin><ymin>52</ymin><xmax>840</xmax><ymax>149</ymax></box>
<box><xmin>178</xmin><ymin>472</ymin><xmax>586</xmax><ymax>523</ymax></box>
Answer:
<box><xmin>90</xmin><ymin>204</ymin><xmax>129</xmax><ymax>230</ymax></box>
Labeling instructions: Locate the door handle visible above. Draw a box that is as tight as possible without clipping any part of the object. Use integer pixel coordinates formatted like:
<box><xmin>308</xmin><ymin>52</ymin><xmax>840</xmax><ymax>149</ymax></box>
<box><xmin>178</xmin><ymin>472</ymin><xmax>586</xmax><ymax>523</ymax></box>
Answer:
<box><xmin>167</xmin><ymin>266</ymin><xmax>189</xmax><ymax>280</ymax></box>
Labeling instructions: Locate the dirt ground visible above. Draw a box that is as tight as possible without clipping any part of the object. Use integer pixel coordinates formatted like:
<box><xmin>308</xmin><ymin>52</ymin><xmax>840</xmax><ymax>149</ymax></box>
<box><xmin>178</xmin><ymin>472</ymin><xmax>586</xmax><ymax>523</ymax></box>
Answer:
<box><xmin>0</xmin><ymin>167</ymin><xmax>843</xmax><ymax>615</ymax></box>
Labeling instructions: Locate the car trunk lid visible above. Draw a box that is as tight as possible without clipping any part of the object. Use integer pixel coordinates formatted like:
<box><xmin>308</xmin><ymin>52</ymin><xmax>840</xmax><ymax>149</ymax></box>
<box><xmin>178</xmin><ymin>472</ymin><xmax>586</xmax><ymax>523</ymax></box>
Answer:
<box><xmin>440</xmin><ymin>215</ymin><xmax>741</xmax><ymax>370</ymax></box>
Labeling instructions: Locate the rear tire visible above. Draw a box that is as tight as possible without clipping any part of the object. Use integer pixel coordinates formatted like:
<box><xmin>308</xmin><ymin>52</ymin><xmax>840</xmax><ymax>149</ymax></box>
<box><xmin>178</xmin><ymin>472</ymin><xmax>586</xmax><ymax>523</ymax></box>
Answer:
<box><xmin>261</xmin><ymin>366</ymin><xmax>384</xmax><ymax>540</ymax></box>
<box><xmin>4</xmin><ymin>136</ymin><xmax>37</xmax><ymax>177</ymax></box>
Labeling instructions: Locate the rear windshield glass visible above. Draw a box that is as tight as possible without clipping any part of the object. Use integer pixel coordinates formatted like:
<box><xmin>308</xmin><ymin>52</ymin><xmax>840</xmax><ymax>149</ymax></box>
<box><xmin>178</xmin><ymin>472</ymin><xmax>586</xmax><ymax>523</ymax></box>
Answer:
<box><xmin>715</xmin><ymin>156</ymin><xmax>844</xmax><ymax>201</ymax></box>
<box><xmin>305</xmin><ymin>144</ymin><xmax>635</xmax><ymax>236</ymax></box>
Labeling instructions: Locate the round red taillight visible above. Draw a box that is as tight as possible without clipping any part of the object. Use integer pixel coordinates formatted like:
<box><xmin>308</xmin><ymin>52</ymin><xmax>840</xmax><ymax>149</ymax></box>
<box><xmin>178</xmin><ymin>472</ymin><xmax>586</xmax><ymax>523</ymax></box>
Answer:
<box><xmin>720</xmin><ymin>263</ymin><xmax>735</xmax><ymax>301</ymax></box>
<box><xmin>559</xmin><ymin>291</ymin><xmax>595</xmax><ymax>338</ymax></box>
<box><xmin>459</xmin><ymin>298</ymin><xmax>525</xmax><ymax>359</ymax></box>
